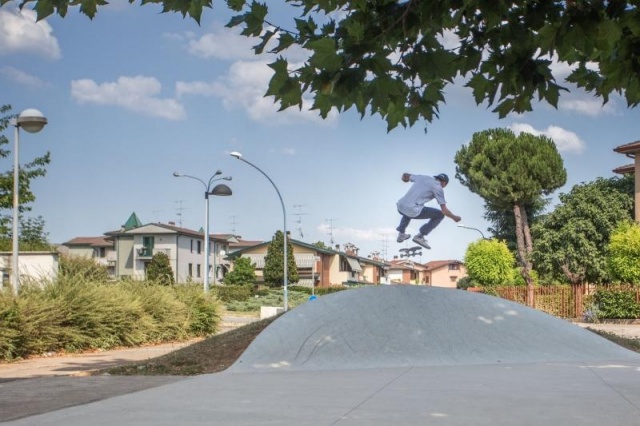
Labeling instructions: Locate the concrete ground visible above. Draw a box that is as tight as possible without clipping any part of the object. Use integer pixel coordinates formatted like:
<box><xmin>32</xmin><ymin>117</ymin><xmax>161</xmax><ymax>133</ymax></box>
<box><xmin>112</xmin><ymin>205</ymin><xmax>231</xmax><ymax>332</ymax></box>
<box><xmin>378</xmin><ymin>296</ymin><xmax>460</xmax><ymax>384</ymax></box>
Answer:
<box><xmin>1</xmin><ymin>287</ymin><xmax>640</xmax><ymax>425</ymax></box>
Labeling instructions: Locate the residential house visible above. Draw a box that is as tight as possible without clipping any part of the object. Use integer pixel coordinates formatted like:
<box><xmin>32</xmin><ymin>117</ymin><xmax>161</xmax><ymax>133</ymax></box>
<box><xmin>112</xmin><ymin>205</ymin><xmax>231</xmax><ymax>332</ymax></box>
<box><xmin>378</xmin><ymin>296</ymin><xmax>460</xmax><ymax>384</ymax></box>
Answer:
<box><xmin>64</xmin><ymin>213</ymin><xmax>238</xmax><ymax>283</ymax></box>
<box><xmin>228</xmin><ymin>239</ymin><xmax>387</xmax><ymax>287</ymax></box>
<box><xmin>0</xmin><ymin>251</ymin><xmax>59</xmax><ymax>287</ymax></box>
<box><xmin>61</xmin><ymin>236</ymin><xmax>117</xmax><ymax>276</ymax></box>
<box><xmin>387</xmin><ymin>259</ymin><xmax>429</xmax><ymax>284</ymax></box>
<box><xmin>424</xmin><ymin>260</ymin><xmax>467</xmax><ymax>288</ymax></box>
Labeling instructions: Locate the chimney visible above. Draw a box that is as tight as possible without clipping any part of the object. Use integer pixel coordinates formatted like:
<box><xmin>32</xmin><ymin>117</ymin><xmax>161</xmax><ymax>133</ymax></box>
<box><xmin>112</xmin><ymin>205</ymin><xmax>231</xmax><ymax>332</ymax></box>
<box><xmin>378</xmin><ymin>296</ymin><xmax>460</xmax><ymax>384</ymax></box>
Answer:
<box><xmin>168</xmin><ymin>221</ymin><xmax>175</xmax><ymax>226</ymax></box>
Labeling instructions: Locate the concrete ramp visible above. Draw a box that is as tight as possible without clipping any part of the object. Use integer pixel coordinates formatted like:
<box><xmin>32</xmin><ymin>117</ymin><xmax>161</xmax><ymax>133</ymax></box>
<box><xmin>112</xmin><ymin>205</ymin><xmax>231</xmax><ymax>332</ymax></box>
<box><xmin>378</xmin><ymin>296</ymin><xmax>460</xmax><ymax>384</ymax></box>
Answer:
<box><xmin>231</xmin><ymin>285</ymin><xmax>640</xmax><ymax>371</ymax></box>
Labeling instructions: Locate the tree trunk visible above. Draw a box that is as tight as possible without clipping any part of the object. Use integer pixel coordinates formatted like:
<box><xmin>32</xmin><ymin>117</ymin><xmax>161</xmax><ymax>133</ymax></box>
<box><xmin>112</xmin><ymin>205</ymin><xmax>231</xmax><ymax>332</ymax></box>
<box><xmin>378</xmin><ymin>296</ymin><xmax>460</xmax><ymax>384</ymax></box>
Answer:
<box><xmin>513</xmin><ymin>203</ymin><xmax>534</xmax><ymax>307</ymax></box>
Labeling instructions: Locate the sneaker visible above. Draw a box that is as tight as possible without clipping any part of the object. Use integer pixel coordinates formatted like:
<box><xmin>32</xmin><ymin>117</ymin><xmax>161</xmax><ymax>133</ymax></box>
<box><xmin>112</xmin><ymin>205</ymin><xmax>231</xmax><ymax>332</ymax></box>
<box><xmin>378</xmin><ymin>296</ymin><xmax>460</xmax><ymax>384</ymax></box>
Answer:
<box><xmin>397</xmin><ymin>232</ymin><xmax>411</xmax><ymax>243</ymax></box>
<box><xmin>412</xmin><ymin>235</ymin><xmax>431</xmax><ymax>249</ymax></box>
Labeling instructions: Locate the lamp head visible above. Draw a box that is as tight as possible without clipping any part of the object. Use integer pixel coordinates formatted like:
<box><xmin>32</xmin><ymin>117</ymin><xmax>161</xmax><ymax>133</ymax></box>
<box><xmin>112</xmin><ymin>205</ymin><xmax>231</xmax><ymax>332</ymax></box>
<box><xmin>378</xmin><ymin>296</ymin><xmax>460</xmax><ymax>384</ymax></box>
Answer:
<box><xmin>16</xmin><ymin>108</ymin><xmax>47</xmax><ymax>133</ymax></box>
<box><xmin>173</xmin><ymin>172</ymin><xmax>182</xmax><ymax>177</ymax></box>
<box><xmin>210</xmin><ymin>183</ymin><xmax>232</xmax><ymax>196</ymax></box>
<box><xmin>214</xmin><ymin>170</ymin><xmax>222</xmax><ymax>176</ymax></box>
<box><xmin>223</xmin><ymin>176</ymin><xmax>232</xmax><ymax>181</ymax></box>
<box><xmin>230</xmin><ymin>151</ymin><xmax>243</xmax><ymax>159</ymax></box>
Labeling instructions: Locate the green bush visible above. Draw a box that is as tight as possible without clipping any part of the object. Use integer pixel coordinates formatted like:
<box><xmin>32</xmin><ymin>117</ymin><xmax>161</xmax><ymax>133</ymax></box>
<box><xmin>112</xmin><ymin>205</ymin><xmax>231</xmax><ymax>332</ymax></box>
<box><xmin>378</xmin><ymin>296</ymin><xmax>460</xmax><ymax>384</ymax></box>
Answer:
<box><xmin>223</xmin><ymin>257</ymin><xmax>257</xmax><ymax>285</ymax></box>
<box><xmin>607</xmin><ymin>222</ymin><xmax>640</xmax><ymax>284</ymax></box>
<box><xmin>594</xmin><ymin>289</ymin><xmax>640</xmax><ymax>319</ymax></box>
<box><xmin>147</xmin><ymin>252</ymin><xmax>175</xmax><ymax>286</ymax></box>
<box><xmin>464</xmin><ymin>239</ymin><xmax>515</xmax><ymax>286</ymax></box>
<box><xmin>0</xmin><ymin>278</ymin><xmax>223</xmax><ymax>360</ymax></box>
<box><xmin>213</xmin><ymin>285</ymin><xmax>251</xmax><ymax>303</ymax></box>
<box><xmin>59</xmin><ymin>255</ymin><xmax>109</xmax><ymax>282</ymax></box>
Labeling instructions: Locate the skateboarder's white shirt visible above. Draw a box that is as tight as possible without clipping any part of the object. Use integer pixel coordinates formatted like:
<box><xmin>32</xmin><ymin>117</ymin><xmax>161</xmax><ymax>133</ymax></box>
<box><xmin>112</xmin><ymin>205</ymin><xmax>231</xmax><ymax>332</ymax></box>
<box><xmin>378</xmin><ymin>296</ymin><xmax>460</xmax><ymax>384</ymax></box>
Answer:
<box><xmin>396</xmin><ymin>174</ymin><xmax>446</xmax><ymax>218</ymax></box>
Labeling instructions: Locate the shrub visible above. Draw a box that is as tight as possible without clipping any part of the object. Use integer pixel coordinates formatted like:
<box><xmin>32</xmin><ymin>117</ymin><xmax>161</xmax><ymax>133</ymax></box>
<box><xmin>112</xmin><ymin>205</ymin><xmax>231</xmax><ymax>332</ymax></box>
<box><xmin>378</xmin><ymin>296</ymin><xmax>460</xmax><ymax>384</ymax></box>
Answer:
<box><xmin>464</xmin><ymin>239</ymin><xmax>515</xmax><ymax>286</ymax></box>
<box><xmin>59</xmin><ymin>254</ymin><xmax>109</xmax><ymax>281</ymax></box>
<box><xmin>607</xmin><ymin>222</ymin><xmax>640</xmax><ymax>284</ymax></box>
<box><xmin>147</xmin><ymin>252</ymin><xmax>175</xmax><ymax>285</ymax></box>
<box><xmin>213</xmin><ymin>285</ymin><xmax>251</xmax><ymax>303</ymax></box>
<box><xmin>594</xmin><ymin>289</ymin><xmax>640</xmax><ymax>319</ymax></box>
<box><xmin>173</xmin><ymin>284</ymin><xmax>221</xmax><ymax>336</ymax></box>
<box><xmin>224</xmin><ymin>257</ymin><xmax>257</xmax><ymax>285</ymax></box>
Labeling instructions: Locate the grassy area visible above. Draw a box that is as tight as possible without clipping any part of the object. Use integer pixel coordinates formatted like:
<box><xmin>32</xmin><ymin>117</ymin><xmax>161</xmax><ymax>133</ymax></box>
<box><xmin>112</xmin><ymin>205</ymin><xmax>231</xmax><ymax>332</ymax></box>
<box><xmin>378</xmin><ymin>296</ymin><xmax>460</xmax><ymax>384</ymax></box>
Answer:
<box><xmin>98</xmin><ymin>318</ymin><xmax>640</xmax><ymax>377</ymax></box>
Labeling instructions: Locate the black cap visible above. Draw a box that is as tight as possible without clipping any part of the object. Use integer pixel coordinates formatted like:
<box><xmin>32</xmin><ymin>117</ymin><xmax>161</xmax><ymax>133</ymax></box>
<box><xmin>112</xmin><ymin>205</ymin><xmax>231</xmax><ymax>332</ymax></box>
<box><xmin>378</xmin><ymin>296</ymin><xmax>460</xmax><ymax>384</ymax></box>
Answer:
<box><xmin>435</xmin><ymin>173</ymin><xmax>449</xmax><ymax>184</ymax></box>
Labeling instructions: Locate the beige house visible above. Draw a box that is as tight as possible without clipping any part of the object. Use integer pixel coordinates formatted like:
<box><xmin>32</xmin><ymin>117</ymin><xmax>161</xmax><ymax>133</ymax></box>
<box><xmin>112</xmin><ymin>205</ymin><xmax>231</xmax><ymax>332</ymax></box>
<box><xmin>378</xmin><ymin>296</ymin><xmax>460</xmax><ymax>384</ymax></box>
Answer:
<box><xmin>0</xmin><ymin>251</ymin><xmax>59</xmax><ymax>287</ymax></box>
<box><xmin>228</xmin><ymin>239</ymin><xmax>387</xmax><ymax>287</ymax></box>
<box><xmin>64</xmin><ymin>212</ymin><xmax>238</xmax><ymax>283</ymax></box>
<box><xmin>61</xmin><ymin>236</ymin><xmax>117</xmax><ymax>276</ymax></box>
<box><xmin>424</xmin><ymin>260</ymin><xmax>467</xmax><ymax>288</ymax></box>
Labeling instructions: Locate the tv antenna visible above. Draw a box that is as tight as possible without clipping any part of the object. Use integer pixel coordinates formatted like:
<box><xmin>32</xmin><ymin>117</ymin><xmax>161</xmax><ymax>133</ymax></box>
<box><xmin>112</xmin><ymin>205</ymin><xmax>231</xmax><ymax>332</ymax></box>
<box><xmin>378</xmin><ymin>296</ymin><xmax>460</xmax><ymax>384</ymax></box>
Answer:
<box><xmin>229</xmin><ymin>215</ymin><xmax>238</xmax><ymax>235</ymax></box>
<box><xmin>325</xmin><ymin>218</ymin><xmax>338</xmax><ymax>245</ymax></box>
<box><xmin>293</xmin><ymin>204</ymin><xmax>307</xmax><ymax>239</ymax></box>
<box><xmin>174</xmin><ymin>200</ymin><xmax>187</xmax><ymax>227</ymax></box>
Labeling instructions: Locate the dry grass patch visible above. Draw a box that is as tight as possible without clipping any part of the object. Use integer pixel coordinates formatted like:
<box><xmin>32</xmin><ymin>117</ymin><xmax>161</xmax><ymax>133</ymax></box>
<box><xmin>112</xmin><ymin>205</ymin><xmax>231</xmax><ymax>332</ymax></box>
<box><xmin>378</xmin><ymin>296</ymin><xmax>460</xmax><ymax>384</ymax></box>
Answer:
<box><xmin>99</xmin><ymin>315</ymin><xmax>278</xmax><ymax>376</ymax></box>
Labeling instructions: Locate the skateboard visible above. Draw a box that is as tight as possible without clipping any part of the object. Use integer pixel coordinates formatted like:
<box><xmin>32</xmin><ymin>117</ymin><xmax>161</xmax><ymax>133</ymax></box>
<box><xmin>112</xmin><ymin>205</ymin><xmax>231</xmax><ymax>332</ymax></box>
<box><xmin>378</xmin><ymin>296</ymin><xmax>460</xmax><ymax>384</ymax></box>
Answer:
<box><xmin>399</xmin><ymin>246</ymin><xmax>422</xmax><ymax>258</ymax></box>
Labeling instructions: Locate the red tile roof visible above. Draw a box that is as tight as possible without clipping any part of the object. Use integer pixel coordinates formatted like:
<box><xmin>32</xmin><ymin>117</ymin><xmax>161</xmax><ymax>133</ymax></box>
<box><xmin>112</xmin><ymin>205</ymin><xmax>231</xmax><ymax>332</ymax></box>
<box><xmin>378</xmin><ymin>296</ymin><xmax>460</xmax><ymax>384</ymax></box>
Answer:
<box><xmin>613</xmin><ymin>140</ymin><xmax>640</xmax><ymax>154</ymax></box>
<box><xmin>613</xmin><ymin>163</ymin><xmax>635</xmax><ymax>175</ymax></box>
<box><xmin>424</xmin><ymin>260</ymin><xmax>463</xmax><ymax>270</ymax></box>
<box><xmin>63</xmin><ymin>236</ymin><xmax>113</xmax><ymax>247</ymax></box>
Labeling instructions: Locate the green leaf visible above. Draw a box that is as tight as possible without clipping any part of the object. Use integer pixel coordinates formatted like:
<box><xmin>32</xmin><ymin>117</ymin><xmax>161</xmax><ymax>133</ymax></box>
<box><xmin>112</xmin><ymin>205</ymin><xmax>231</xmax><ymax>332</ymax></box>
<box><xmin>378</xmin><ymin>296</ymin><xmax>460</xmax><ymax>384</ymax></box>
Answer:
<box><xmin>254</xmin><ymin>29</ymin><xmax>275</xmax><ymax>54</ymax></box>
<box><xmin>225</xmin><ymin>0</ymin><xmax>245</xmax><ymax>12</ymax></box>
<box><xmin>307</xmin><ymin>38</ymin><xmax>342</xmax><ymax>72</ymax></box>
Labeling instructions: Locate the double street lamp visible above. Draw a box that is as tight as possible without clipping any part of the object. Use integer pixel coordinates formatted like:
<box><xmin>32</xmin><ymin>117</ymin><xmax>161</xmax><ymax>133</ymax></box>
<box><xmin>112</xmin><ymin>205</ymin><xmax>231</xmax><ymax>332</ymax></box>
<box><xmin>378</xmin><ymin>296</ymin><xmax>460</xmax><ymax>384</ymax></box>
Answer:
<box><xmin>9</xmin><ymin>109</ymin><xmax>48</xmax><ymax>295</ymax></box>
<box><xmin>173</xmin><ymin>170</ymin><xmax>232</xmax><ymax>292</ymax></box>
<box><xmin>229</xmin><ymin>151</ymin><xmax>289</xmax><ymax>312</ymax></box>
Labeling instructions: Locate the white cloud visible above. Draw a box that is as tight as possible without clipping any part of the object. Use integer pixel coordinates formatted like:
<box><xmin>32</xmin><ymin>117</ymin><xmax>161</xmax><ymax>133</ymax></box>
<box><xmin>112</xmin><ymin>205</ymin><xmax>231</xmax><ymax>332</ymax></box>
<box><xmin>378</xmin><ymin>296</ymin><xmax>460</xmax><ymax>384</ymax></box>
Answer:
<box><xmin>71</xmin><ymin>76</ymin><xmax>186</xmax><ymax>120</ymax></box>
<box><xmin>0</xmin><ymin>8</ymin><xmax>60</xmax><ymax>59</ymax></box>
<box><xmin>0</xmin><ymin>66</ymin><xmax>46</xmax><ymax>88</ymax></box>
<box><xmin>510</xmin><ymin>123</ymin><xmax>585</xmax><ymax>154</ymax></box>
<box><xmin>176</xmin><ymin>60</ymin><xmax>337</xmax><ymax>126</ymax></box>
<box><xmin>187</xmin><ymin>27</ymin><xmax>257</xmax><ymax>60</ymax></box>
<box><xmin>558</xmin><ymin>98</ymin><xmax>617</xmax><ymax>117</ymax></box>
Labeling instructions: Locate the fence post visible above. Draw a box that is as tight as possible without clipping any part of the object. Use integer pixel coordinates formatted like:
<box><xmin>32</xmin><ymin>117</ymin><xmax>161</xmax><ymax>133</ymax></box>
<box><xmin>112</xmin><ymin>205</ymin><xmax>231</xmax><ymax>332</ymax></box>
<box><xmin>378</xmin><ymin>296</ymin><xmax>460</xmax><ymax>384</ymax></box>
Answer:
<box><xmin>573</xmin><ymin>283</ymin><xmax>584</xmax><ymax>319</ymax></box>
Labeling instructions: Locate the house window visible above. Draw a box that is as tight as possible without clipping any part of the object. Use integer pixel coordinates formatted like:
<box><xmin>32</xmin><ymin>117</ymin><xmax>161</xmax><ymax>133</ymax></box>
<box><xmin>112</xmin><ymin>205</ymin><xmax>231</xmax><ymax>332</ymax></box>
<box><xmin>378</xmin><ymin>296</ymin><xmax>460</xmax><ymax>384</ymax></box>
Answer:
<box><xmin>142</xmin><ymin>236</ymin><xmax>154</xmax><ymax>256</ymax></box>
<box><xmin>188</xmin><ymin>263</ymin><xmax>193</xmax><ymax>277</ymax></box>
<box><xmin>197</xmin><ymin>240</ymin><xmax>202</xmax><ymax>254</ymax></box>
<box><xmin>339</xmin><ymin>257</ymin><xmax>349</xmax><ymax>272</ymax></box>
<box><xmin>196</xmin><ymin>264</ymin><xmax>201</xmax><ymax>278</ymax></box>
<box><xmin>425</xmin><ymin>276</ymin><xmax>430</xmax><ymax>284</ymax></box>
<box><xmin>98</xmin><ymin>247</ymin><xmax>106</xmax><ymax>258</ymax></box>
<box><xmin>190</xmin><ymin>240</ymin><xmax>193</xmax><ymax>253</ymax></box>
<box><xmin>449</xmin><ymin>263</ymin><xmax>460</xmax><ymax>271</ymax></box>
<box><xmin>450</xmin><ymin>276</ymin><xmax>457</xmax><ymax>282</ymax></box>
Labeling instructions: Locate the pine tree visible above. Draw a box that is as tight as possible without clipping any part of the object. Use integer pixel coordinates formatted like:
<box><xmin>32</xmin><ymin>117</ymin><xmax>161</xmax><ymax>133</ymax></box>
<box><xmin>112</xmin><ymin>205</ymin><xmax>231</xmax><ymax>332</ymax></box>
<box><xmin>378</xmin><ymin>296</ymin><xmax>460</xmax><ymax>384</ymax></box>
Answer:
<box><xmin>263</xmin><ymin>231</ymin><xmax>299</xmax><ymax>287</ymax></box>
<box><xmin>455</xmin><ymin>128</ymin><xmax>566</xmax><ymax>305</ymax></box>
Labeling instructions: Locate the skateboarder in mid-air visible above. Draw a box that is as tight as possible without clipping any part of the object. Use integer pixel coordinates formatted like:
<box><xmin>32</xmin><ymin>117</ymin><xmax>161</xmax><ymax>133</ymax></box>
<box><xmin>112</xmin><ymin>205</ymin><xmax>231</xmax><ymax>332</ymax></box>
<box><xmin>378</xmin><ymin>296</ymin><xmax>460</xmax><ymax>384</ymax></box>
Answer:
<box><xmin>396</xmin><ymin>172</ymin><xmax>461</xmax><ymax>249</ymax></box>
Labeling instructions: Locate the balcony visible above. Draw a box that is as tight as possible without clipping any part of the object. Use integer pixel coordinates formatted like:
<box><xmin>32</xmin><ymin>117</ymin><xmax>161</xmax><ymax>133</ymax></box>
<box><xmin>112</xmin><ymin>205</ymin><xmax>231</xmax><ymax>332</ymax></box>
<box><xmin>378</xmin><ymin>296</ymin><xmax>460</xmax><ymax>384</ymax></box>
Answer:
<box><xmin>137</xmin><ymin>247</ymin><xmax>171</xmax><ymax>259</ymax></box>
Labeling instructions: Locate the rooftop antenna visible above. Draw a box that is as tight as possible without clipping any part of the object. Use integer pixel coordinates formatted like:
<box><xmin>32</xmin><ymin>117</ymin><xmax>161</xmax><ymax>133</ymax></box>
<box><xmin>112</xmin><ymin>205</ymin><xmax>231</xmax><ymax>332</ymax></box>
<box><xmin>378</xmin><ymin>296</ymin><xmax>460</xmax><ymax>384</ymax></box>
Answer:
<box><xmin>175</xmin><ymin>200</ymin><xmax>187</xmax><ymax>227</ymax></box>
<box><xmin>230</xmin><ymin>215</ymin><xmax>238</xmax><ymax>235</ymax></box>
<box><xmin>381</xmin><ymin>234</ymin><xmax>389</xmax><ymax>260</ymax></box>
<box><xmin>293</xmin><ymin>204</ymin><xmax>307</xmax><ymax>239</ymax></box>
<box><xmin>325</xmin><ymin>218</ymin><xmax>337</xmax><ymax>245</ymax></box>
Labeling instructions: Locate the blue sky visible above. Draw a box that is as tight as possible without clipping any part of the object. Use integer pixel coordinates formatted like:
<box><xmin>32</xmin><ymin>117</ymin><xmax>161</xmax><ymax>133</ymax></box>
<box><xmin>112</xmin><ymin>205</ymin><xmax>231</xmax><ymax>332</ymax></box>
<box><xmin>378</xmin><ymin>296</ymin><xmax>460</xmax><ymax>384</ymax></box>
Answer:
<box><xmin>1</xmin><ymin>2</ymin><xmax>637</xmax><ymax>263</ymax></box>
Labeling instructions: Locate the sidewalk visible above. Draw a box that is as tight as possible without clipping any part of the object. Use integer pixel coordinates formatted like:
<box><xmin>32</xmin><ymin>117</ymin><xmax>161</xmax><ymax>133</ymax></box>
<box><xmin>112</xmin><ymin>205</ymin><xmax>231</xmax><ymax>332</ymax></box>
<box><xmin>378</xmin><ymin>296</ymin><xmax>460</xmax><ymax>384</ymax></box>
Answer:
<box><xmin>0</xmin><ymin>314</ymin><xmax>258</xmax><ymax>380</ymax></box>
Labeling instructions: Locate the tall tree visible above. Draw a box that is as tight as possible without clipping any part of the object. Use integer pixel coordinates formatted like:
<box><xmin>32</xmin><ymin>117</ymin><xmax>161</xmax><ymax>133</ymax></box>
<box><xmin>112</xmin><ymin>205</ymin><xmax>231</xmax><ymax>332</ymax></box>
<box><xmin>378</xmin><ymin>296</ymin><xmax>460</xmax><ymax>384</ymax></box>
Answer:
<box><xmin>532</xmin><ymin>176</ymin><xmax>634</xmax><ymax>284</ymax></box>
<box><xmin>0</xmin><ymin>105</ymin><xmax>52</xmax><ymax>249</ymax></box>
<box><xmin>14</xmin><ymin>1</ymin><xmax>640</xmax><ymax>131</ymax></box>
<box><xmin>455</xmin><ymin>128</ymin><xmax>566</xmax><ymax>305</ymax></box>
<box><xmin>483</xmin><ymin>198</ymin><xmax>548</xmax><ymax>256</ymax></box>
<box><xmin>263</xmin><ymin>230</ymin><xmax>299</xmax><ymax>287</ymax></box>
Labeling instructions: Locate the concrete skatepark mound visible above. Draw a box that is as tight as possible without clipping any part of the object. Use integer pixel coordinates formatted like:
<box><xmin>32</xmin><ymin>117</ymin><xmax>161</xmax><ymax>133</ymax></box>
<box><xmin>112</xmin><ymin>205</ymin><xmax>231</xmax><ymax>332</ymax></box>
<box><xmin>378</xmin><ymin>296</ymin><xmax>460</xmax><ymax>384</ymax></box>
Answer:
<box><xmin>231</xmin><ymin>285</ymin><xmax>640</xmax><ymax>371</ymax></box>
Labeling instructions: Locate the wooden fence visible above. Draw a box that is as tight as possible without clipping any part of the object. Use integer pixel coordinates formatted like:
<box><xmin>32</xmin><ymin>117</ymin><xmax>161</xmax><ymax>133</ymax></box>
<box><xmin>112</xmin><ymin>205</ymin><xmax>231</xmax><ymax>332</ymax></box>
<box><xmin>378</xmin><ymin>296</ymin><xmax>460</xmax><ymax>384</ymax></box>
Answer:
<box><xmin>484</xmin><ymin>284</ymin><xmax>640</xmax><ymax>319</ymax></box>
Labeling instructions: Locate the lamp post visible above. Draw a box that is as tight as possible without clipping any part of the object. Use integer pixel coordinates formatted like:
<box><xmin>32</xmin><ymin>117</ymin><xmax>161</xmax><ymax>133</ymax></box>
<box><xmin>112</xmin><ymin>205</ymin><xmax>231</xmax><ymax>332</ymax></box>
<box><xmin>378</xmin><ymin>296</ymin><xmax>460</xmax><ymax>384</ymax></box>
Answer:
<box><xmin>457</xmin><ymin>224</ymin><xmax>488</xmax><ymax>240</ymax></box>
<box><xmin>9</xmin><ymin>109</ymin><xmax>47</xmax><ymax>295</ymax></box>
<box><xmin>173</xmin><ymin>171</ymin><xmax>232</xmax><ymax>292</ymax></box>
<box><xmin>230</xmin><ymin>151</ymin><xmax>289</xmax><ymax>312</ymax></box>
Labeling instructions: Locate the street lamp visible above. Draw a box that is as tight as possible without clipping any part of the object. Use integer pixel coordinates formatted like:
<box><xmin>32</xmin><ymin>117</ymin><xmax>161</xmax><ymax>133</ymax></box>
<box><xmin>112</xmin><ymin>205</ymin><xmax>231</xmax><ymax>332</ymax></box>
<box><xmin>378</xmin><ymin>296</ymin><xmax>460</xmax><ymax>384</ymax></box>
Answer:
<box><xmin>9</xmin><ymin>109</ymin><xmax>47</xmax><ymax>295</ymax></box>
<box><xmin>457</xmin><ymin>224</ymin><xmax>488</xmax><ymax>240</ymax></box>
<box><xmin>173</xmin><ymin>170</ymin><xmax>232</xmax><ymax>292</ymax></box>
<box><xmin>230</xmin><ymin>151</ymin><xmax>289</xmax><ymax>311</ymax></box>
